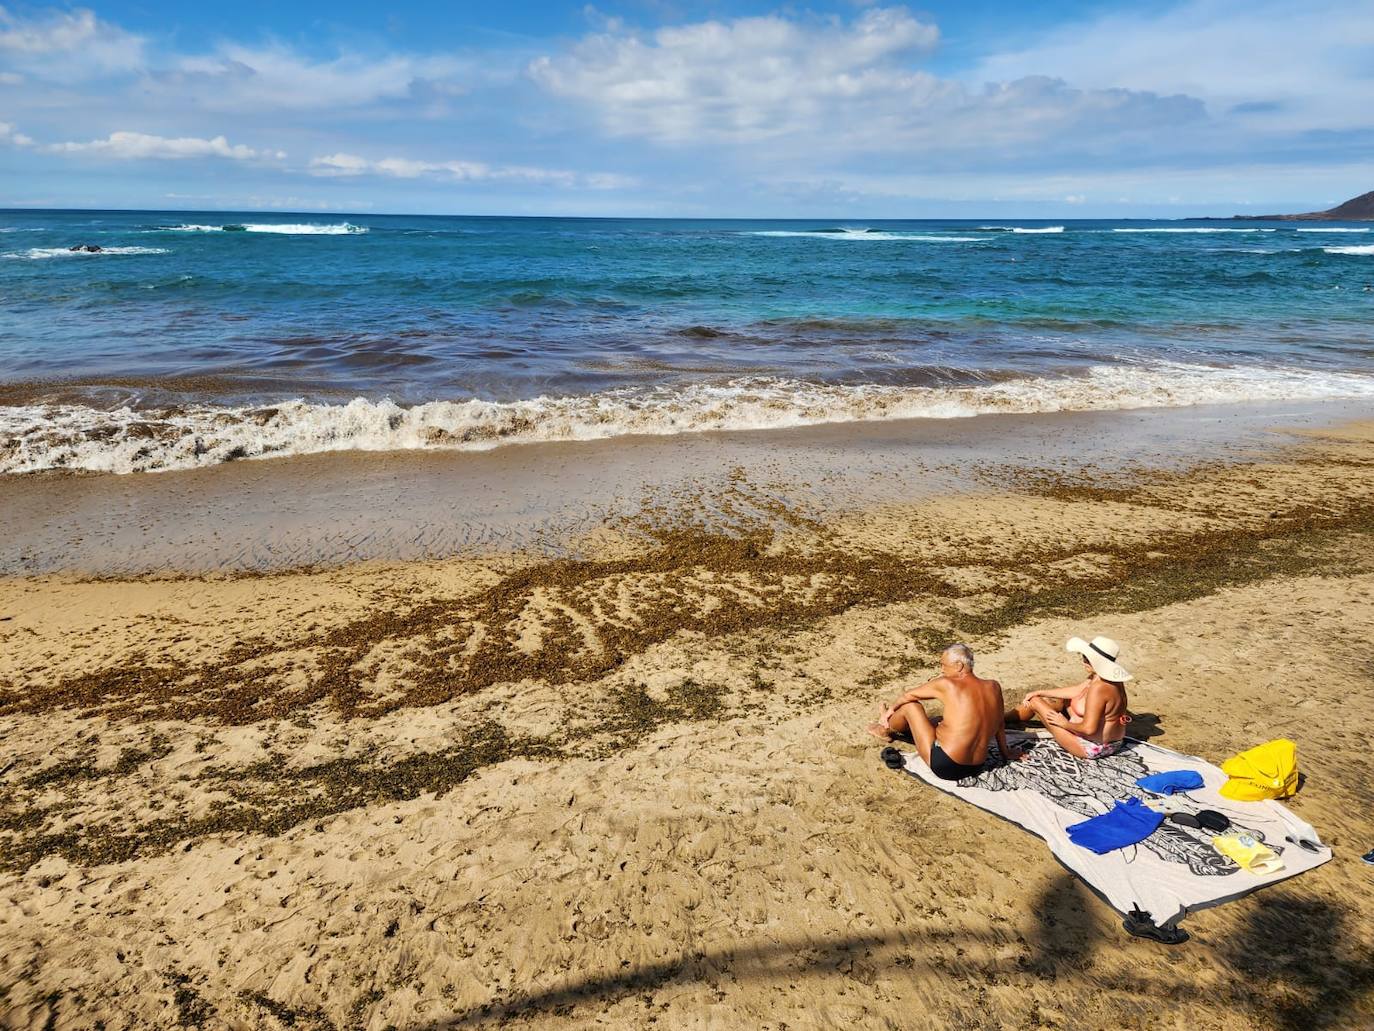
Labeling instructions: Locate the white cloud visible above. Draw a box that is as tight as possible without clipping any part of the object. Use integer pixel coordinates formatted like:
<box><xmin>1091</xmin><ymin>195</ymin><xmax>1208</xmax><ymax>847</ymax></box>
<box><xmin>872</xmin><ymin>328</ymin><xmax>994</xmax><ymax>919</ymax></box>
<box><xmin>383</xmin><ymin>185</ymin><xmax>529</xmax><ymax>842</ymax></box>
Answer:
<box><xmin>529</xmin><ymin>6</ymin><xmax>1203</xmax><ymax>159</ymax></box>
<box><xmin>0</xmin><ymin>121</ymin><xmax>33</xmax><ymax>146</ymax></box>
<box><xmin>0</xmin><ymin>8</ymin><xmax>468</xmax><ymax>112</ymax></box>
<box><xmin>159</xmin><ymin>43</ymin><xmax>468</xmax><ymax>112</ymax></box>
<box><xmin>309</xmin><ymin>152</ymin><xmax>373</xmax><ymax>176</ymax></box>
<box><xmin>973</xmin><ymin>0</ymin><xmax>1374</xmax><ymax>133</ymax></box>
<box><xmin>310</xmin><ymin>153</ymin><xmax>504</xmax><ymax>180</ymax></box>
<box><xmin>531</xmin><ymin>7</ymin><xmax>943</xmax><ymax>144</ymax></box>
<box><xmin>0</xmin><ymin>5</ymin><xmax>144</xmax><ymax>75</ymax></box>
<box><xmin>583</xmin><ymin>172</ymin><xmax>639</xmax><ymax>191</ymax></box>
<box><xmin>759</xmin><ymin>157</ymin><xmax>1374</xmax><ymax>212</ymax></box>
<box><xmin>309</xmin><ymin>152</ymin><xmax>633</xmax><ymax>189</ymax></box>
<box><xmin>48</xmin><ymin>131</ymin><xmax>282</xmax><ymax>161</ymax></box>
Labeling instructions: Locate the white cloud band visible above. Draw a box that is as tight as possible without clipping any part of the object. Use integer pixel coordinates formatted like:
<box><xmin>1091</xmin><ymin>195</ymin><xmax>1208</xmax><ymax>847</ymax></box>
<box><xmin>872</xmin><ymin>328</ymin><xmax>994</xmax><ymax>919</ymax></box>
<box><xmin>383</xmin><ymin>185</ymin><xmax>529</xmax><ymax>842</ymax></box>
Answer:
<box><xmin>48</xmin><ymin>131</ymin><xmax>282</xmax><ymax>161</ymax></box>
<box><xmin>309</xmin><ymin>152</ymin><xmax>634</xmax><ymax>190</ymax></box>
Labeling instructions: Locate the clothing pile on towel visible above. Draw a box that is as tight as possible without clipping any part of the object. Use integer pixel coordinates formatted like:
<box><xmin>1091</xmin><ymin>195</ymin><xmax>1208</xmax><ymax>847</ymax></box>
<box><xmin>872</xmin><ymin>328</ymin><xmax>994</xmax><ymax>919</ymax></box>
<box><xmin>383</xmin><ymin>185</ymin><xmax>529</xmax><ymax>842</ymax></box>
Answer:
<box><xmin>1136</xmin><ymin>770</ymin><xmax>1204</xmax><ymax>796</ymax></box>
<box><xmin>1067</xmin><ymin>797</ymin><xmax>1163</xmax><ymax>854</ymax></box>
<box><xmin>1065</xmin><ymin>768</ymin><xmax>1290</xmax><ymax>874</ymax></box>
<box><xmin>896</xmin><ymin>731</ymin><xmax>1332</xmax><ymax>927</ymax></box>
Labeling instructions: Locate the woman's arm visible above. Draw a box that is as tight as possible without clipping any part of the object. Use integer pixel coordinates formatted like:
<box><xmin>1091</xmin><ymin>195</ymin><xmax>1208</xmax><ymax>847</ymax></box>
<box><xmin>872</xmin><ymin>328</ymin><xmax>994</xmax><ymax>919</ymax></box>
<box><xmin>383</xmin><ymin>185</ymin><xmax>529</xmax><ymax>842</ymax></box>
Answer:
<box><xmin>1022</xmin><ymin>679</ymin><xmax>1091</xmax><ymax>704</ymax></box>
<box><xmin>1068</xmin><ymin>682</ymin><xmax>1110</xmax><ymax>736</ymax></box>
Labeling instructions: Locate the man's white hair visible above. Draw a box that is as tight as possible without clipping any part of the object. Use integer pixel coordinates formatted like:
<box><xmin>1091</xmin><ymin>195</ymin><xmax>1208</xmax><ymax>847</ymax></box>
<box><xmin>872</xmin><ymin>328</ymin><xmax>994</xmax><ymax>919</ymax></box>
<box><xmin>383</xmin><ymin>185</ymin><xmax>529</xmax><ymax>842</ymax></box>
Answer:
<box><xmin>942</xmin><ymin>643</ymin><xmax>974</xmax><ymax>669</ymax></box>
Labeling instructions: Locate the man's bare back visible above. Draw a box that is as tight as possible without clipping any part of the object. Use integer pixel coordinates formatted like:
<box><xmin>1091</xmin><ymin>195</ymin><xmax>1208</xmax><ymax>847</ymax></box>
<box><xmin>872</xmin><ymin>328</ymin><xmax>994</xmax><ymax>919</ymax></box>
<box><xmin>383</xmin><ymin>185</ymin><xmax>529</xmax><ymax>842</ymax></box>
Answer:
<box><xmin>867</xmin><ymin>643</ymin><xmax>1021</xmax><ymax>780</ymax></box>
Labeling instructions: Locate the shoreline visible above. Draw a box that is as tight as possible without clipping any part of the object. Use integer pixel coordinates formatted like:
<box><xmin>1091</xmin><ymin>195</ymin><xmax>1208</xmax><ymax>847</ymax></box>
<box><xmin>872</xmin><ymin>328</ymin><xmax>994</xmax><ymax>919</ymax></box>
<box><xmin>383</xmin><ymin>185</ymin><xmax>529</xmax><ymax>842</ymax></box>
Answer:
<box><xmin>5</xmin><ymin>397</ymin><xmax>1372</xmax><ymax>577</ymax></box>
<box><xmin>3</xmin><ymin>412</ymin><xmax>1374</xmax><ymax>1028</ymax></box>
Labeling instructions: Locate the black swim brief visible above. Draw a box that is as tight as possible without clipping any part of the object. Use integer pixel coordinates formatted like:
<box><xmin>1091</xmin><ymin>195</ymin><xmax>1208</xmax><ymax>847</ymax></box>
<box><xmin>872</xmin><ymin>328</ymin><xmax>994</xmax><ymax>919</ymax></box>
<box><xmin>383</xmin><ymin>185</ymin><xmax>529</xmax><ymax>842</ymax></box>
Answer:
<box><xmin>929</xmin><ymin>742</ymin><xmax>985</xmax><ymax>781</ymax></box>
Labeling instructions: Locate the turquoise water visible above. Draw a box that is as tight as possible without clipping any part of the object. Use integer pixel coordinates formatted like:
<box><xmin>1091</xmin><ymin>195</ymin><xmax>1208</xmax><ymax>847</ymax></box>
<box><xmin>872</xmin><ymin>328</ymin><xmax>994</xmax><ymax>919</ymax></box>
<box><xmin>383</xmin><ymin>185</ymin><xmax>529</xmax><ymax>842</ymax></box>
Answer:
<box><xmin>2</xmin><ymin>210</ymin><xmax>1373</xmax><ymax>472</ymax></box>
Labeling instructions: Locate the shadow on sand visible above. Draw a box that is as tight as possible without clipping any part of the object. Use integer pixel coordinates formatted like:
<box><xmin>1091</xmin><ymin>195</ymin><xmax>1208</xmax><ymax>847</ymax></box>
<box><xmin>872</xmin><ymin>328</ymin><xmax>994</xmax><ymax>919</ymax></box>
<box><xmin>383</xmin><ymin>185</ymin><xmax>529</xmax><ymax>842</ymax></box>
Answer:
<box><xmin>408</xmin><ymin>878</ymin><xmax>1372</xmax><ymax>1030</ymax></box>
<box><xmin>1220</xmin><ymin>893</ymin><xmax>1374</xmax><ymax>1031</ymax></box>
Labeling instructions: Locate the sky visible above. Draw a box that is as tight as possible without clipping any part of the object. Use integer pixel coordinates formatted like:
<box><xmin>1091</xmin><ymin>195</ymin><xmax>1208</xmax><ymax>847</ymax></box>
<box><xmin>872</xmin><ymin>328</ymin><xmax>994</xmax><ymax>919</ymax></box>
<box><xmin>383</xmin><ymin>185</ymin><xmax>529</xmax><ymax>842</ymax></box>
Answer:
<box><xmin>1</xmin><ymin>1</ymin><xmax>1372</xmax><ymax>216</ymax></box>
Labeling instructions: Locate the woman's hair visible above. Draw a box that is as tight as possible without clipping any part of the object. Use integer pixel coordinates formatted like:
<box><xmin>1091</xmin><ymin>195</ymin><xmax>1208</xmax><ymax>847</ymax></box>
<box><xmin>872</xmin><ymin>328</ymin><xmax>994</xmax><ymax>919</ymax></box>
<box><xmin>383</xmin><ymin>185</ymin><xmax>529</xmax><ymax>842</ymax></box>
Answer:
<box><xmin>1082</xmin><ymin>656</ymin><xmax>1125</xmax><ymax>689</ymax></box>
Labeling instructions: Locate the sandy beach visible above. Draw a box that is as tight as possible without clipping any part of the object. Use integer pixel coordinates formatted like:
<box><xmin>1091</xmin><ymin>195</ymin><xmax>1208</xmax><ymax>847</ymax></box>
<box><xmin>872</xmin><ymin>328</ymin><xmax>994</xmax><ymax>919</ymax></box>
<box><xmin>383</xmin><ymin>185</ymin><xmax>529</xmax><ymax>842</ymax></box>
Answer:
<box><xmin>3</xmin><ymin>409</ymin><xmax>1374</xmax><ymax>1030</ymax></box>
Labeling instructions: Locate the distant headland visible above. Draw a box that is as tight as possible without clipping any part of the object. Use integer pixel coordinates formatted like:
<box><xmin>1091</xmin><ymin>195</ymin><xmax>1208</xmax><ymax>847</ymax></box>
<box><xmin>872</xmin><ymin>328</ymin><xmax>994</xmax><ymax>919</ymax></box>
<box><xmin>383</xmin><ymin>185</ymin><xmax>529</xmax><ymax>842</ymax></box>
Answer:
<box><xmin>1222</xmin><ymin>189</ymin><xmax>1374</xmax><ymax>221</ymax></box>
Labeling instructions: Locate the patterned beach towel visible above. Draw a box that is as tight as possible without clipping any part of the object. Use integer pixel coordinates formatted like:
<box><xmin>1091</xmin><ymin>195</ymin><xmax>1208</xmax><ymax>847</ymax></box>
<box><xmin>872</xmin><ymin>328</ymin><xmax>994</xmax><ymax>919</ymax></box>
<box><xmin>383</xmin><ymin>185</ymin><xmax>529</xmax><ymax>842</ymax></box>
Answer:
<box><xmin>899</xmin><ymin>731</ymin><xmax>1332</xmax><ymax>927</ymax></box>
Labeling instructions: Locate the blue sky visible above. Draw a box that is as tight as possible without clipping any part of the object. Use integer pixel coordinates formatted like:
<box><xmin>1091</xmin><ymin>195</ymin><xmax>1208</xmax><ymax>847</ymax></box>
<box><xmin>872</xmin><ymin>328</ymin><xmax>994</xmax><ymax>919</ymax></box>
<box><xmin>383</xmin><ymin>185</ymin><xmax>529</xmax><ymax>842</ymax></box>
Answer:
<box><xmin>1</xmin><ymin>1</ymin><xmax>1371</xmax><ymax>216</ymax></box>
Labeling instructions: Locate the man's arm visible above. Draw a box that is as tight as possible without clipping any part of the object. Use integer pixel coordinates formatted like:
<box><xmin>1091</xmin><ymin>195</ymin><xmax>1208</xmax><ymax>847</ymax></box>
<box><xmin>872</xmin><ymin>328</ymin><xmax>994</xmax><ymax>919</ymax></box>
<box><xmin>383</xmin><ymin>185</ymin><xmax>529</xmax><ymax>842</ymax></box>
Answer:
<box><xmin>890</xmin><ymin>677</ymin><xmax>944</xmax><ymax>710</ymax></box>
<box><xmin>993</xmin><ymin>680</ymin><xmax>1024</xmax><ymax>760</ymax></box>
<box><xmin>996</xmin><ymin>726</ymin><xmax>1024</xmax><ymax>762</ymax></box>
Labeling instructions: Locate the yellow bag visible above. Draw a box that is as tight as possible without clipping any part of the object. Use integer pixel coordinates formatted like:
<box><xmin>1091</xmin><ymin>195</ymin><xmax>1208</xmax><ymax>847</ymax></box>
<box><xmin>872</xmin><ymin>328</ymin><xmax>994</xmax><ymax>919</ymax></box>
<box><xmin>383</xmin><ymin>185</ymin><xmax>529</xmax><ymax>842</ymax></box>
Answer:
<box><xmin>1219</xmin><ymin>739</ymin><xmax>1298</xmax><ymax>800</ymax></box>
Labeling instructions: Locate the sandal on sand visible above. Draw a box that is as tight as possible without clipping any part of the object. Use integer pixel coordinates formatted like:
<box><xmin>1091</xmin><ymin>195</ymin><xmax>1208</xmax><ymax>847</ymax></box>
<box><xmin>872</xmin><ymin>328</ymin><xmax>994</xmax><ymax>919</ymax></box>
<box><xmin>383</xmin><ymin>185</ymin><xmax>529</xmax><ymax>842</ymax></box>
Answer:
<box><xmin>880</xmin><ymin>747</ymin><xmax>907</xmax><ymax>771</ymax></box>
<box><xmin>1123</xmin><ymin>907</ymin><xmax>1189</xmax><ymax>945</ymax></box>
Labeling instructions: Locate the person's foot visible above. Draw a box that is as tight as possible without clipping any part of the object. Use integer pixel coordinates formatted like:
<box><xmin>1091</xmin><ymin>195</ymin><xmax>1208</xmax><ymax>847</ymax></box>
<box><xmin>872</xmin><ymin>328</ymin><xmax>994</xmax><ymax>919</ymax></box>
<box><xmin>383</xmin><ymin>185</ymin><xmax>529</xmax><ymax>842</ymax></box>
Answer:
<box><xmin>866</xmin><ymin>703</ymin><xmax>895</xmax><ymax>741</ymax></box>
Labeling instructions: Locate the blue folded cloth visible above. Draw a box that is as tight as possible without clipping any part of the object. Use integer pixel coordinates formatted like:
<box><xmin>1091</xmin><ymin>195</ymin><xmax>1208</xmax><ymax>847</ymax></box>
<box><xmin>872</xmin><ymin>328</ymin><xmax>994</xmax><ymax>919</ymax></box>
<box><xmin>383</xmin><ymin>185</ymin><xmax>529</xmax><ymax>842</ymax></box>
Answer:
<box><xmin>1135</xmin><ymin>770</ymin><xmax>1205</xmax><ymax>795</ymax></box>
<box><xmin>1066</xmin><ymin>797</ymin><xmax>1164</xmax><ymax>854</ymax></box>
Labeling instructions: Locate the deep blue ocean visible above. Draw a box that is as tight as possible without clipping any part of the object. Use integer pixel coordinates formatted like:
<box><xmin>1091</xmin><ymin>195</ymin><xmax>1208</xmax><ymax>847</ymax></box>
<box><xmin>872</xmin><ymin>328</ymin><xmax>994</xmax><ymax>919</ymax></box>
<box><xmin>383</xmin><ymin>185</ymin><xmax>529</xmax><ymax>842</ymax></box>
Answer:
<box><xmin>3</xmin><ymin>210</ymin><xmax>1373</xmax><ymax>473</ymax></box>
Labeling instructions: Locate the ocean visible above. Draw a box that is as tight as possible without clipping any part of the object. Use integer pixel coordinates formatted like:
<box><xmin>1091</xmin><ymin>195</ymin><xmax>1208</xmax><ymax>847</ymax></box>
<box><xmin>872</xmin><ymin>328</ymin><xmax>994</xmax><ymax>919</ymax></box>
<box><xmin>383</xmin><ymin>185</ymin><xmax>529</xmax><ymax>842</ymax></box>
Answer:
<box><xmin>3</xmin><ymin>209</ymin><xmax>1373</xmax><ymax>474</ymax></box>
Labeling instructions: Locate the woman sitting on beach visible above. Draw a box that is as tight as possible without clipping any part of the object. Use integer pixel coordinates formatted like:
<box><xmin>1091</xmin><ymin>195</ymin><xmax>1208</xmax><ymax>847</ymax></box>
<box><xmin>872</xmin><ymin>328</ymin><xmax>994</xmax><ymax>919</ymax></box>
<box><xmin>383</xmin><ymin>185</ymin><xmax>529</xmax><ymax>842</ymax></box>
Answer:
<box><xmin>1009</xmin><ymin>635</ymin><xmax>1132</xmax><ymax>760</ymax></box>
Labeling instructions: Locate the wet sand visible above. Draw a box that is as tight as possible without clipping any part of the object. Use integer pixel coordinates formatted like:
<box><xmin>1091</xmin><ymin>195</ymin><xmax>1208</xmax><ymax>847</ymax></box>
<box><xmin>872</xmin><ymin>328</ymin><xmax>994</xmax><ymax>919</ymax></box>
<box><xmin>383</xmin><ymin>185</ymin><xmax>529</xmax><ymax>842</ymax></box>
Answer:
<box><xmin>2</xmin><ymin>408</ymin><xmax>1374</xmax><ymax>1029</ymax></box>
<box><xmin>2</xmin><ymin>397</ymin><xmax>1369</xmax><ymax>576</ymax></box>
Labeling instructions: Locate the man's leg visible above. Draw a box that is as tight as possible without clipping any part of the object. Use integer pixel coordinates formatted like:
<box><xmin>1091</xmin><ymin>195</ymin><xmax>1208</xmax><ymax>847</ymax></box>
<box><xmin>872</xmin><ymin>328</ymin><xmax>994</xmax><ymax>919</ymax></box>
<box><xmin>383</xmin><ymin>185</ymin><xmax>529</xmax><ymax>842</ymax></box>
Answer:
<box><xmin>888</xmin><ymin>701</ymin><xmax>937</xmax><ymax>765</ymax></box>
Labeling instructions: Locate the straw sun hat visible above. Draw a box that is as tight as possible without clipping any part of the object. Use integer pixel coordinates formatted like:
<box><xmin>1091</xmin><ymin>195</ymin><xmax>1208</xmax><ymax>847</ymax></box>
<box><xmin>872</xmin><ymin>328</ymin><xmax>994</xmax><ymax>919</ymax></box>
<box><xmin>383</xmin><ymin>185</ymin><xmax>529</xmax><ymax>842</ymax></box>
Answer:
<box><xmin>1066</xmin><ymin>635</ymin><xmax>1134</xmax><ymax>682</ymax></box>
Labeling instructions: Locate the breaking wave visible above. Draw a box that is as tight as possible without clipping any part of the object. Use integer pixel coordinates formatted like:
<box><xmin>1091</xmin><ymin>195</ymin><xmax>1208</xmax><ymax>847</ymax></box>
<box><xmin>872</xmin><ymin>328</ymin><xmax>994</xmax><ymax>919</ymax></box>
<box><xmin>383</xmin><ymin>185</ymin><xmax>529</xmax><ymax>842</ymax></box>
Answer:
<box><xmin>1296</xmin><ymin>227</ymin><xmax>1371</xmax><ymax>233</ymax></box>
<box><xmin>977</xmin><ymin>226</ymin><xmax>1065</xmax><ymax>233</ymax></box>
<box><xmin>748</xmin><ymin>229</ymin><xmax>981</xmax><ymax>242</ymax></box>
<box><xmin>1325</xmin><ymin>245</ymin><xmax>1374</xmax><ymax>255</ymax></box>
<box><xmin>5</xmin><ymin>362</ymin><xmax>1374</xmax><ymax>475</ymax></box>
<box><xmin>1111</xmin><ymin>227</ymin><xmax>1277</xmax><ymax>233</ymax></box>
<box><xmin>2</xmin><ymin>246</ymin><xmax>169</xmax><ymax>260</ymax></box>
<box><xmin>154</xmin><ymin>222</ymin><xmax>368</xmax><ymax>235</ymax></box>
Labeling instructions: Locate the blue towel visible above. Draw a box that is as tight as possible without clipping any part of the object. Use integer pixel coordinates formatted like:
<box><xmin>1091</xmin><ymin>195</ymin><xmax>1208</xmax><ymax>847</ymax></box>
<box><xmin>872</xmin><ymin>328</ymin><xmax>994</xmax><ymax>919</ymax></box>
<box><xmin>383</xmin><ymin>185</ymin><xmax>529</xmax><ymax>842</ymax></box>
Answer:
<box><xmin>1136</xmin><ymin>770</ymin><xmax>1205</xmax><ymax>795</ymax></box>
<box><xmin>1066</xmin><ymin>797</ymin><xmax>1164</xmax><ymax>854</ymax></box>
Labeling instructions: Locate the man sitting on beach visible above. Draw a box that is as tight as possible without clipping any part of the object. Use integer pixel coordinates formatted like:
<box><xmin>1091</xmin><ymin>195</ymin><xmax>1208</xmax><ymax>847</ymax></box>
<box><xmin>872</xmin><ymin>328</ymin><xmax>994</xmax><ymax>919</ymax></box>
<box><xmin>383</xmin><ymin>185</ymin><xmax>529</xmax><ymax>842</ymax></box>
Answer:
<box><xmin>866</xmin><ymin>644</ymin><xmax>1022</xmax><ymax>779</ymax></box>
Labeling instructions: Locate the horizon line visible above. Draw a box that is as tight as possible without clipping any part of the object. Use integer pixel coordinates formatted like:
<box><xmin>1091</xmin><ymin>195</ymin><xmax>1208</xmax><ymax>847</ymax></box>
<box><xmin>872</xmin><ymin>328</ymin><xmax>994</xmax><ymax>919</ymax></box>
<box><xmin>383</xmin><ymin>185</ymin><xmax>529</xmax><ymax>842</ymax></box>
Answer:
<box><xmin>0</xmin><ymin>206</ymin><xmax>1263</xmax><ymax>221</ymax></box>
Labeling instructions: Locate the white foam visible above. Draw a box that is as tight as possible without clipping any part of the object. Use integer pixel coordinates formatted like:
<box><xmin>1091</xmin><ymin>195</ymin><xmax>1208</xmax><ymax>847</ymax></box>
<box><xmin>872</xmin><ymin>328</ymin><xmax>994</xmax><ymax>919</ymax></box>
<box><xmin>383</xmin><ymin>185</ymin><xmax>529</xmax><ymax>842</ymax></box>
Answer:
<box><xmin>978</xmin><ymin>226</ymin><xmax>1065</xmax><ymax>233</ymax></box>
<box><xmin>156</xmin><ymin>222</ymin><xmax>367</xmax><ymax>235</ymax></box>
<box><xmin>239</xmin><ymin>223</ymin><xmax>367</xmax><ymax>235</ymax></box>
<box><xmin>1325</xmin><ymin>245</ymin><xmax>1374</xmax><ymax>255</ymax></box>
<box><xmin>1296</xmin><ymin>227</ymin><xmax>1371</xmax><ymax>233</ymax></box>
<box><xmin>2</xmin><ymin>246</ymin><xmax>169</xmax><ymax>260</ymax></box>
<box><xmin>1111</xmin><ymin>228</ymin><xmax>1275</xmax><ymax>233</ymax></box>
<box><xmin>5</xmin><ymin>363</ymin><xmax>1374</xmax><ymax>475</ymax></box>
<box><xmin>748</xmin><ymin>230</ymin><xmax>981</xmax><ymax>242</ymax></box>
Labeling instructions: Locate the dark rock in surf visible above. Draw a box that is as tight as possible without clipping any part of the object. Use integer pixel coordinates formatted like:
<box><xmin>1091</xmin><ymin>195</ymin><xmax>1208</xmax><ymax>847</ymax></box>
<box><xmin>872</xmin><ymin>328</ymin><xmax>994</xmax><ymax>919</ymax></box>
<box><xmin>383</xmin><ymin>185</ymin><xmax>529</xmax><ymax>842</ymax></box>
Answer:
<box><xmin>69</xmin><ymin>244</ymin><xmax>103</xmax><ymax>253</ymax></box>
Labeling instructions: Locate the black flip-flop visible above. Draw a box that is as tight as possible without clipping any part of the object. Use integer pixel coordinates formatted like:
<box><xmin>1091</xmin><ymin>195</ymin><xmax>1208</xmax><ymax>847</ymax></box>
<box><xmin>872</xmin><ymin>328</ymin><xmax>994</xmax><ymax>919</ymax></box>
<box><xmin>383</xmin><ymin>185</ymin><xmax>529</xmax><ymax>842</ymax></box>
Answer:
<box><xmin>1167</xmin><ymin>812</ymin><xmax>1201</xmax><ymax>829</ymax></box>
<box><xmin>1123</xmin><ymin>907</ymin><xmax>1189</xmax><ymax>945</ymax></box>
<box><xmin>880</xmin><ymin>747</ymin><xmax>907</xmax><ymax>771</ymax></box>
<box><xmin>1195</xmin><ymin>810</ymin><xmax>1231</xmax><ymax>833</ymax></box>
